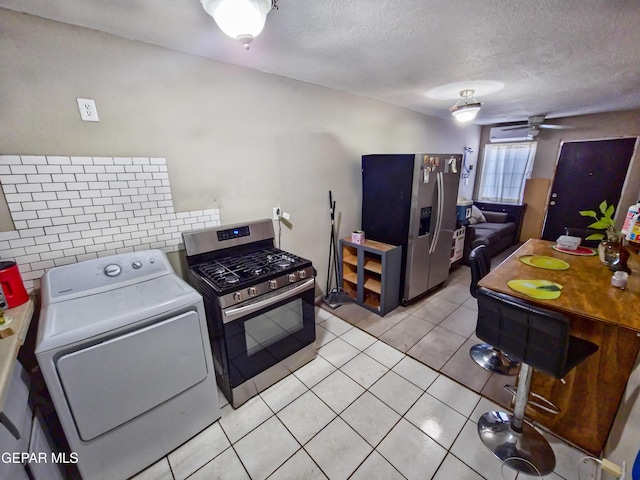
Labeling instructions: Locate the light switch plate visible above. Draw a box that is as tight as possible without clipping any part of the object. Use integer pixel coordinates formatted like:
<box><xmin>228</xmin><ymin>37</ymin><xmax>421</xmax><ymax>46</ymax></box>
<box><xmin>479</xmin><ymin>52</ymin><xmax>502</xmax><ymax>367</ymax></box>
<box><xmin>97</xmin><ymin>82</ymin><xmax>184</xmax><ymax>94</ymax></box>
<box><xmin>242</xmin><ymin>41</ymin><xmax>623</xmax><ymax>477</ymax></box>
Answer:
<box><xmin>76</xmin><ymin>98</ymin><xmax>100</xmax><ymax>122</ymax></box>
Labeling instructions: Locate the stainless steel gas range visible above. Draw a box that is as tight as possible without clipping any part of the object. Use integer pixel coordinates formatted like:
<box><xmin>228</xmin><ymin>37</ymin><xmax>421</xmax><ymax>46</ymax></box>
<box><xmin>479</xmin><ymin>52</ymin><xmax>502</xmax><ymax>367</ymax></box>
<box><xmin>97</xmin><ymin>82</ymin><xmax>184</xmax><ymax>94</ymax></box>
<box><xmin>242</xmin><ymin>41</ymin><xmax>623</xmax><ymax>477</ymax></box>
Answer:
<box><xmin>183</xmin><ymin>218</ymin><xmax>316</xmax><ymax>408</ymax></box>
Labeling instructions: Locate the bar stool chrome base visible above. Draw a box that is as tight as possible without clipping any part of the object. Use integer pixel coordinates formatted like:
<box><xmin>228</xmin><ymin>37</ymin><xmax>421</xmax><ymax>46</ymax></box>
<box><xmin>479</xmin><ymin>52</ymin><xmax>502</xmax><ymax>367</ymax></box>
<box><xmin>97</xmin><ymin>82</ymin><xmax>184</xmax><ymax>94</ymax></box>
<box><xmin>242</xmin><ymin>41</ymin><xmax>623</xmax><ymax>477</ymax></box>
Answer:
<box><xmin>470</xmin><ymin>343</ymin><xmax>519</xmax><ymax>375</ymax></box>
<box><xmin>478</xmin><ymin>411</ymin><xmax>555</xmax><ymax>476</ymax></box>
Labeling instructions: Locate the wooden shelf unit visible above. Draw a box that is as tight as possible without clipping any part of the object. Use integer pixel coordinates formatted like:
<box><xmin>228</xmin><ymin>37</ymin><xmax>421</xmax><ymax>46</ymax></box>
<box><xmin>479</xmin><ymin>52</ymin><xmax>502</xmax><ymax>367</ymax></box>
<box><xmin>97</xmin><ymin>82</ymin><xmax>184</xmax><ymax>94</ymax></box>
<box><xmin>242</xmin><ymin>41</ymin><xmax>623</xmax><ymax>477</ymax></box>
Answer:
<box><xmin>340</xmin><ymin>238</ymin><xmax>401</xmax><ymax>316</ymax></box>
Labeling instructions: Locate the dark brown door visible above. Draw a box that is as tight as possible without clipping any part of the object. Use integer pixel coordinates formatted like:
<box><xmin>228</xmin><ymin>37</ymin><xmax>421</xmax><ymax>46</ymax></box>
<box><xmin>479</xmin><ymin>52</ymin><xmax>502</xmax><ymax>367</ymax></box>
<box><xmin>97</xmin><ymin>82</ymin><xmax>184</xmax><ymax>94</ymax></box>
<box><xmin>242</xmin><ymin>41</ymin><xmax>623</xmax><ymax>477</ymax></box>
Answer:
<box><xmin>542</xmin><ymin>138</ymin><xmax>637</xmax><ymax>243</ymax></box>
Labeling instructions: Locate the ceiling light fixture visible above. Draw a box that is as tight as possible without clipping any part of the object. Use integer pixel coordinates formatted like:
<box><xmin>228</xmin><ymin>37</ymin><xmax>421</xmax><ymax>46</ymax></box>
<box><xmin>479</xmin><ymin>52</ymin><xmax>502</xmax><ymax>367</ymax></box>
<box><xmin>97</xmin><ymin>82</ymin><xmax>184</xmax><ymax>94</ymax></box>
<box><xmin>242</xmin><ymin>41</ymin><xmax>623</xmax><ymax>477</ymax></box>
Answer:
<box><xmin>450</xmin><ymin>89</ymin><xmax>482</xmax><ymax>123</ymax></box>
<box><xmin>201</xmin><ymin>0</ymin><xmax>277</xmax><ymax>50</ymax></box>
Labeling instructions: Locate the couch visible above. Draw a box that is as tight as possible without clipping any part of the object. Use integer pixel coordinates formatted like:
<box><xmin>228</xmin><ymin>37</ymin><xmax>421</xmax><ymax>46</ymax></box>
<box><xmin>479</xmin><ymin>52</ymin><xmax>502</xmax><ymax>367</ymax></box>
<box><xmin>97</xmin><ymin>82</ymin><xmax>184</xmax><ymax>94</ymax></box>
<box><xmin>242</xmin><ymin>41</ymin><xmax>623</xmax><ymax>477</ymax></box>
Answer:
<box><xmin>463</xmin><ymin>210</ymin><xmax>517</xmax><ymax>263</ymax></box>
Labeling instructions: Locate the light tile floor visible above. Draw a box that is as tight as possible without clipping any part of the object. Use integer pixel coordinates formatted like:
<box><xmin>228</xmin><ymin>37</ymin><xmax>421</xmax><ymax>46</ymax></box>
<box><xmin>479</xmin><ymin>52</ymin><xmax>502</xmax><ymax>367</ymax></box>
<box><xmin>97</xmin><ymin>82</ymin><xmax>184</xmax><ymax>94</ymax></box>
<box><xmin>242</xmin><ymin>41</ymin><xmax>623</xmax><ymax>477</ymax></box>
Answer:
<box><xmin>132</xmin><ymin>296</ymin><xmax>598</xmax><ymax>480</ymax></box>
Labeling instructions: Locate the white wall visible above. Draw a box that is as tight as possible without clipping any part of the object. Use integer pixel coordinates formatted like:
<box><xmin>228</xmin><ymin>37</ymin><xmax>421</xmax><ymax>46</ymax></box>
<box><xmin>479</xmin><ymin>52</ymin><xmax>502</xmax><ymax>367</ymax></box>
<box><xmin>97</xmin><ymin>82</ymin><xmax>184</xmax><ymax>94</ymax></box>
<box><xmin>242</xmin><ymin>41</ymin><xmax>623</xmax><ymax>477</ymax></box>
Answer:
<box><xmin>0</xmin><ymin>9</ymin><xmax>480</xmax><ymax>291</ymax></box>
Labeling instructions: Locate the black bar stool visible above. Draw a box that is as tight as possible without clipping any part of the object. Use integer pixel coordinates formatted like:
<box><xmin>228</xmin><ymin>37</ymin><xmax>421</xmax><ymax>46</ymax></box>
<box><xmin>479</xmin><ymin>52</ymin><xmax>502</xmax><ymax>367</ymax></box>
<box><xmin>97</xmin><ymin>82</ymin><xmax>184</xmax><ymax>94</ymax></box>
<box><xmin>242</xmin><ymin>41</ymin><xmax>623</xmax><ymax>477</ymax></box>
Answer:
<box><xmin>468</xmin><ymin>245</ymin><xmax>519</xmax><ymax>375</ymax></box>
<box><xmin>475</xmin><ymin>287</ymin><xmax>599</xmax><ymax>476</ymax></box>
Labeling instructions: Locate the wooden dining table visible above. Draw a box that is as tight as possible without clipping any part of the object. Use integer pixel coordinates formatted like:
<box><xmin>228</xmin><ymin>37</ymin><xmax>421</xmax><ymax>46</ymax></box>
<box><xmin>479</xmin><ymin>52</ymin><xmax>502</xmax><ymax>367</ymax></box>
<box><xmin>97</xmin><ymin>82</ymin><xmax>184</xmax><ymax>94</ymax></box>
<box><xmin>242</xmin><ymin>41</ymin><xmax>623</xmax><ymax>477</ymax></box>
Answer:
<box><xmin>478</xmin><ymin>238</ymin><xmax>640</xmax><ymax>455</ymax></box>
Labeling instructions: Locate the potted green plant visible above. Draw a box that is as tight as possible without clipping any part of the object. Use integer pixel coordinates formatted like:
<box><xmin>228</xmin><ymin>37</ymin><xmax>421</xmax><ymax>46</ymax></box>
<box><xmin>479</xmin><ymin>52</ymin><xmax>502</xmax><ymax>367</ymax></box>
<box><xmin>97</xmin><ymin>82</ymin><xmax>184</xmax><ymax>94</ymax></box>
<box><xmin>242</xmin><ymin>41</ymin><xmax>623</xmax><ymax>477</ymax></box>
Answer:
<box><xmin>579</xmin><ymin>200</ymin><xmax>620</xmax><ymax>265</ymax></box>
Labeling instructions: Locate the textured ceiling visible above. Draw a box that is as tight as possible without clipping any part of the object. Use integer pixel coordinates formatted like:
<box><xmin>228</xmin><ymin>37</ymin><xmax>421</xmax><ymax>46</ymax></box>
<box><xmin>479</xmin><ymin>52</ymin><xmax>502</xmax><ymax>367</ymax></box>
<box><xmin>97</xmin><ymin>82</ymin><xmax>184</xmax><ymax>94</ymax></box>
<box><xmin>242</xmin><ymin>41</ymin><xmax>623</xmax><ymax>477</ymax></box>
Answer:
<box><xmin>2</xmin><ymin>0</ymin><xmax>640</xmax><ymax>125</ymax></box>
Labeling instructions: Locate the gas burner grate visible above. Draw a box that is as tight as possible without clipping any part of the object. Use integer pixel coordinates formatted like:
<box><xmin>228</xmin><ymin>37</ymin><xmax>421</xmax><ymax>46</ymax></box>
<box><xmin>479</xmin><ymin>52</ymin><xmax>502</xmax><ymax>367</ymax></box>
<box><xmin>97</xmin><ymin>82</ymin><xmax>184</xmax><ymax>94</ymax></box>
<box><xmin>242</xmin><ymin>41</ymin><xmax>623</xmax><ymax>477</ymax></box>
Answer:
<box><xmin>195</xmin><ymin>247</ymin><xmax>306</xmax><ymax>291</ymax></box>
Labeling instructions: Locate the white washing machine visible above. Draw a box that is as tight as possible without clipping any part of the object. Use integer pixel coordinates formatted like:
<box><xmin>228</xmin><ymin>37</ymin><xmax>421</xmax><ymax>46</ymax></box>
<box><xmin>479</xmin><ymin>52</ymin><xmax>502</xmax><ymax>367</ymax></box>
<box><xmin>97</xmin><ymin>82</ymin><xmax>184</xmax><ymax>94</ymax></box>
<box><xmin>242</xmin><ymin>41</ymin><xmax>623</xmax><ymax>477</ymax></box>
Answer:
<box><xmin>35</xmin><ymin>250</ymin><xmax>220</xmax><ymax>480</ymax></box>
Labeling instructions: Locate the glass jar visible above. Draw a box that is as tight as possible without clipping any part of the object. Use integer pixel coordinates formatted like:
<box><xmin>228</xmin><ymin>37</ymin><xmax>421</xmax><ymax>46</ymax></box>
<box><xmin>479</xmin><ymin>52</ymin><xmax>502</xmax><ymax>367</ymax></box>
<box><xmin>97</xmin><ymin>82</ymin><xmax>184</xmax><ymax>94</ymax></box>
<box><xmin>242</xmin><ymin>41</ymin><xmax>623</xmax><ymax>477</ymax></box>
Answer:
<box><xmin>601</xmin><ymin>230</ymin><xmax>621</xmax><ymax>266</ymax></box>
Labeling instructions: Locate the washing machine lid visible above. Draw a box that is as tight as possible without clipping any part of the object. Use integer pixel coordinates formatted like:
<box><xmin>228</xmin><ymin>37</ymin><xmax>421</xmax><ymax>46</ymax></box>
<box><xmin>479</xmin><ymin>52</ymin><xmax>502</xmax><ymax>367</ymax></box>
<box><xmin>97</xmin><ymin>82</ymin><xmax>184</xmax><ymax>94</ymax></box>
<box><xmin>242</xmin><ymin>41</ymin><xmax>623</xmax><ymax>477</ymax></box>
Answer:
<box><xmin>36</xmin><ymin>274</ymin><xmax>202</xmax><ymax>353</ymax></box>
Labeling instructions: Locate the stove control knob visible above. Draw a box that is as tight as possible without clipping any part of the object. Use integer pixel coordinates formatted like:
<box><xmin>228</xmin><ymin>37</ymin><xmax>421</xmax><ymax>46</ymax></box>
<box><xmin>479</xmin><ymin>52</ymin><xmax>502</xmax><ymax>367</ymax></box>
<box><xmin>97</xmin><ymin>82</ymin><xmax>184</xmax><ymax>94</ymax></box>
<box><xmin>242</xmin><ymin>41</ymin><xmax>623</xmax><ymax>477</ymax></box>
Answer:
<box><xmin>132</xmin><ymin>261</ymin><xmax>142</xmax><ymax>269</ymax></box>
<box><xmin>269</xmin><ymin>280</ymin><xmax>278</xmax><ymax>289</ymax></box>
<box><xmin>104</xmin><ymin>264</ymin><xmax>121</xmax><ymax>277</ymax></box>
<box><xmin>248</xmin><ymin>287</ymin><xmax>257</xmax><ymax>297</ymax></box>
<box><xmin>233</xmin><ymin>292</ymin><xmax>242</xmax><ymax>301</ymax></box>
<box><xmin>298</xmin><ymin>270</ymin><xmax>307</xmax><ymax>279</ymax></box>
<box><xmin>288</xmin><ymin>274</ymin><xmax>296</xmax><ymax>283</ymax></box>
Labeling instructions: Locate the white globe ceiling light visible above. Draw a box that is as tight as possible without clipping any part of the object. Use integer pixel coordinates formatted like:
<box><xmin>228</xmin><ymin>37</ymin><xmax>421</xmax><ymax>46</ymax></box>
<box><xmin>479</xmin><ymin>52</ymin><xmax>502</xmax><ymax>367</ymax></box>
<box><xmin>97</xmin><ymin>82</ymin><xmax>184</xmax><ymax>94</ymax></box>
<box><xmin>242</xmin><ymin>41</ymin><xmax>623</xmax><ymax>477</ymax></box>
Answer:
<box><xmin>201</xmin><ymin>0</ymin><xmax>277</xmax><ymax>50</ymax></box>
<box><xmin>450</xmin><ymin>89</ymin><xmax>483</xmax><ymax>123</ymax></box>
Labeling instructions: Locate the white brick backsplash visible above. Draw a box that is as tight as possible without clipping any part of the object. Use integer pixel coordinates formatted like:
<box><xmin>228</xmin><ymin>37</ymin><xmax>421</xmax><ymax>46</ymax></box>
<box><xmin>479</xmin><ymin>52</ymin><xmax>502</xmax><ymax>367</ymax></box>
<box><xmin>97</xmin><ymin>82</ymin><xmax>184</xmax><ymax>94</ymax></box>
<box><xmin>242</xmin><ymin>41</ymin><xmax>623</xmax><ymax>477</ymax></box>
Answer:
<box><xmin>59</xmin><ymin>232</ymin><xmax>82</xmax><ymax>242</ymax></box>
<box><xmin>61</xmin><ymin>207</ymin><xmax>84</xmax><ymax>216</ymax></box>
<box><xmin>75</xmin><ymin>214</ymin><xmax>97</xmax><ymax>223</ymax></box>
<box><xmin>27</xmin><ymin>174</ymin><xmax>52</xmax><ymax>183</ymax></box>
<box><xmin>96</xmin><ymin>212</ymin><xmax>116</xmax><ymax>221</ymax></box>
<box><xmin>80</xmin><ymin>190</ymin><xmax>101</xmax><ymax>198</ymax></box>
<box><xmin>1</xmin><ymin>174</ymin><xmax>27</xmax><ymax>184</ymax></box>
<box><xmin>85</xmin><ymin>243</ymin><xmax>106</xmax><ymax>253</ymax></box>
<box><xmin>19</xmin><ymin>227</ymin><xmax>45</xmax><ymax>238</ymax></box>
<box><xmin>36</xmin><ymin>235</ymin><xmax>60</xmax><ymax>245</ymax></box>
<box><xmin>11</xmin><ymin>211</ymin><xmax>37</xmax><ymax>221</ymax></box>
<box><xmin>10</xmin><ymin>237</ymin><xmax>36</xmax><ymax>248</ymax></box>
<box><xmin>52</xmin><ymin>174</ymin><xmax>75</xmax><ymax>182</ymax></box>
<box><xmin>22</xmin><ymin>156</ymin><xmax>47</xmax><ymax>165</ymax></box>
<box><xmin>40</xmin><ymin>250</ymin><xmax>64</xmax><ymax>260</ymax></box>
<box><xmin>67</xmin><ymin>182</ymin><xmax>89</xmax><ymax>191</ymax></box>
<box><xmin>25</xmin><ymin>244</ymin><xmax>51</xmax><ymax>255</ymax></box>
<box><xmin>57</xmin><ymin>191</ymin><xmax>81</xmax><ymax>200</ymax></box>
<box><xmin>93</xmin><ymin>157</ymin><xmax>115</xmax><ymax>165</ymax></box>
<box><xmin>41</xmin><ymin>209</ymin><xmax>64</xmax><ymax>219</ymax></box>
<box><xmin>49</xmin><ymin>241</ymin><xmax>73</xmax><ymax>251</ymax></box>
<box><xmin>61</xmin><ymin>165</ymin><xmax>84</xmax><ymax>174</ymax></box>
<box><xmin>5</xmin><ymin>193</ymin><xmax>33</xmax><ymax>202</ymax></box>
<box><xmin>71</xmin><ymin>199</ymin><xmax>93</xmax><ymax>207</ymax></box>
<box><xmin>16</xmin><ymin>183</ymin><xmax>42</xmax><ymax>193</ymax></box>
<box><xmin>72</xmin><ymin>238</ymin><xmax>94</xmax><ymax>248</ymax></box>
<box><xmin>81</xmin><ymin>230</ymin><xmax>103</xmax><ymax>239</ymax></box>
<box><xmin>84</xmin><ymin>205</ymin><xmax>105</xmax><ymax>215</ymax></box>
<box><xmin>69</xmin><ymin>156</ymin><xmax>92</xmax><ymax>165</ymax></box>
<box><xmin>37</xmin><ymin>165</ymin><xmax>63</xmax><ymax>174</ymax></box>
<box><xmin>48</xmin><ymin>199</ymin><xmax>72</xmax><ymax>209</ymax></box>
<box><xmin>92</xmin><ymin>197</ymin><xmax>113</xmax><ymax>206</ymax></box>
<box><xmin>22</xmin><ymin>201</ymin><xmax>48</xmax><ymax>211</ymax></box>
<box><xmin>48</xmin><ymin>156</ymin><xmax>72</xmax><ymax>165</ymax></box>
<box><xmin>0</xmin><ymin>154</ymin><xmax>220</xmax><ymax>292</ymax></box>
<box><xmin>33</xmin><ymin>192</ymin><xmax>58</xmax><ymax>201</ymax></box>
<box><xmin>11</xmin><ymin>165</ymin><xmax>38</xmax><ymax>175</ymax></box>
<box><xmin>76</xmin><ymin>173</ymin><xmax>98</xmax><ymax>182</ymax></box>
<box><xmin>27</xmin><ymin>218</ymin><xmax>53</xmax><ymax>228</ymax></box>
<box><xmin>0</xmin><ymin>155</ymin><xmax>21</xmax><ymax>165</ymax></box>
<box><xmin>42</xmin><ymin>183</ymin><xmax>67</xmax><ymax>192</ymax></box>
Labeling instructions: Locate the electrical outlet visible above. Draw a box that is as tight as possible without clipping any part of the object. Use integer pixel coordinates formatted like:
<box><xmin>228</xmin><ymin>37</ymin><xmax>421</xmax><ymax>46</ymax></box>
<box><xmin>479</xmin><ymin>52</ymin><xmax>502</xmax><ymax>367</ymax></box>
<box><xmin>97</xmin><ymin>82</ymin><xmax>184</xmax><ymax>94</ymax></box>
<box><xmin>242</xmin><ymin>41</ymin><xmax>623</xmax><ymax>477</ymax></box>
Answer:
<box><xmin>76</xmin><ymin>98</ymin><xmax>100</xmax><ymax>122</ymax></box>
<box><xmin>272</xmin><ymin>207</ymin><xmax>281</xmax><ymax>220</ymax></box>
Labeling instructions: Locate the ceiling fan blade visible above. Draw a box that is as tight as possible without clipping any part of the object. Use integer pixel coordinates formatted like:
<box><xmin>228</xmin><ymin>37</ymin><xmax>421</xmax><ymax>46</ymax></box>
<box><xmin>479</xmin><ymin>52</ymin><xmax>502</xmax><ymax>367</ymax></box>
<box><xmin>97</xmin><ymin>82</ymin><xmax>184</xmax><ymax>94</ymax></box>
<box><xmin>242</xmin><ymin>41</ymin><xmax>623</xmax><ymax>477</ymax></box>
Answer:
<box><xmin>538</xmin><ymin>124</ymin><xmax>576</xmax><ymax>130</ymax></box>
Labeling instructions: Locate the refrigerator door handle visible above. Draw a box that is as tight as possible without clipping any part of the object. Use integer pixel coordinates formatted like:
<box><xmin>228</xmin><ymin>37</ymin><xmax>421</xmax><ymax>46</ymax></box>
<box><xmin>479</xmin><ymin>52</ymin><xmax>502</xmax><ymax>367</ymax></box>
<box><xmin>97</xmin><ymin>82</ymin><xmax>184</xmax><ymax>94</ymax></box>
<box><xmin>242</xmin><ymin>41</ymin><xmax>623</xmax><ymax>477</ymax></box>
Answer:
<box><xmin>430</xmin><ymin>172</ymin><xmax>444</xmax><ymax>254</ymax></box>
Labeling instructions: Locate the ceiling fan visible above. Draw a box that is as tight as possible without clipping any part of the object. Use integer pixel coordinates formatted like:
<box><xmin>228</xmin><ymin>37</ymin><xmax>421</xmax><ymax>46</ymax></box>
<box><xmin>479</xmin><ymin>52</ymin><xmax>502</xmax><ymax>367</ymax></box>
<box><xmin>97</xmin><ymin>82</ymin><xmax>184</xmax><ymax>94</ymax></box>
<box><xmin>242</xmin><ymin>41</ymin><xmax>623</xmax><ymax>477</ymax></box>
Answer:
<box><xmin>501</xmin><ymin>115</ymin><xmax>574</xmax><ymax>139</ymax></box>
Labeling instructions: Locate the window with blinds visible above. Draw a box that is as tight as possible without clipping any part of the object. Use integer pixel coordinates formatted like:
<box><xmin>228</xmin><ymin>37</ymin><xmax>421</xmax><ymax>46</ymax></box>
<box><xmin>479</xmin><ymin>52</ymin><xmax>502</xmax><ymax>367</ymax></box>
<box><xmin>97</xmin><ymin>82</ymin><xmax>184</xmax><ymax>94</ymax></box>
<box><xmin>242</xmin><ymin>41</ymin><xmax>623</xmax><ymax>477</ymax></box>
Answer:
<box><xmin>477</xmin><ymin>143</ymin><xmax>537</xmax><ymax>203</ymax></box>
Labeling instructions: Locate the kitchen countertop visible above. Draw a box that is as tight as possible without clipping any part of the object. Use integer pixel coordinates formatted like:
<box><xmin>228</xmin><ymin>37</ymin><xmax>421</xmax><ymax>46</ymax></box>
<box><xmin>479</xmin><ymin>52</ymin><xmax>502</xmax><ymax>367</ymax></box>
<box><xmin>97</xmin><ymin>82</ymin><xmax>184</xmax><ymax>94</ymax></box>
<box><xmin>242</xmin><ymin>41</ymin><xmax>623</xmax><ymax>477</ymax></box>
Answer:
<box><xmin>0</xmin><ymin>298</ymin><xmax>35</xmax><ymax>412</ymax></box>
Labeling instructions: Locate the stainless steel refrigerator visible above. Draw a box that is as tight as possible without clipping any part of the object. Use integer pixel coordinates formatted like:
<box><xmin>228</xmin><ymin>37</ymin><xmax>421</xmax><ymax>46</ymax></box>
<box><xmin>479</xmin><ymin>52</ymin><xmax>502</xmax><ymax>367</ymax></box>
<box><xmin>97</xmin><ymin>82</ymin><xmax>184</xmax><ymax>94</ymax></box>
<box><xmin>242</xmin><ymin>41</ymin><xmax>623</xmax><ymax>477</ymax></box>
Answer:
<box><xmin>362</xmin><ymin>153</ymin><xmax>462</xmax><ymax>305</ymax></box>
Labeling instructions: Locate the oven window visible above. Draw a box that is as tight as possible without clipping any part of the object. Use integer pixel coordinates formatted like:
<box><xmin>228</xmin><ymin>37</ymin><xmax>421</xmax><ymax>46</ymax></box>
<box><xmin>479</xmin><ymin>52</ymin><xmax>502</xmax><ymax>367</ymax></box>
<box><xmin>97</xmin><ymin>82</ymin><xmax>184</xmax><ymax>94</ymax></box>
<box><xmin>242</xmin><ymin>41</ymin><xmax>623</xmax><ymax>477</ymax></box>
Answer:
<box><xmin>245</xmin><ymin>299</ymin><xmax>303</xmax><ymax>356</ymax></box>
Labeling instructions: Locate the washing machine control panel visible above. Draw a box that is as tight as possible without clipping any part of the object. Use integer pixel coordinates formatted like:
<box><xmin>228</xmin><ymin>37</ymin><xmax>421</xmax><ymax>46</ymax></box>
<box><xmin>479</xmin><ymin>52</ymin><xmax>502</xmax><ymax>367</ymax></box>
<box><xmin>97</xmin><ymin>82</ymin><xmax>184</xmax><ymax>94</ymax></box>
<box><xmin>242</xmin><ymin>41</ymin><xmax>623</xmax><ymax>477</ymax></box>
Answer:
<box><xmin>44</xmin><ymin>250</ymin><xmax>173</xmax><ymax>302</ymax></box>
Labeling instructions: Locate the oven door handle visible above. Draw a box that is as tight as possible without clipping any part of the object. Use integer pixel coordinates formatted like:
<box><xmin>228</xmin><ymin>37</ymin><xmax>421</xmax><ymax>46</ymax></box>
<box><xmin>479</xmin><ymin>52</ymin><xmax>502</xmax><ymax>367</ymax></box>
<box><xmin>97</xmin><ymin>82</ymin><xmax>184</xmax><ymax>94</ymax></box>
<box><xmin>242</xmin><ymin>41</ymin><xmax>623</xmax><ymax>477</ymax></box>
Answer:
<box><xmin>222</xmin><ymin>278</ymin><xmax>315</xmax><ymax>323</ymax></box>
